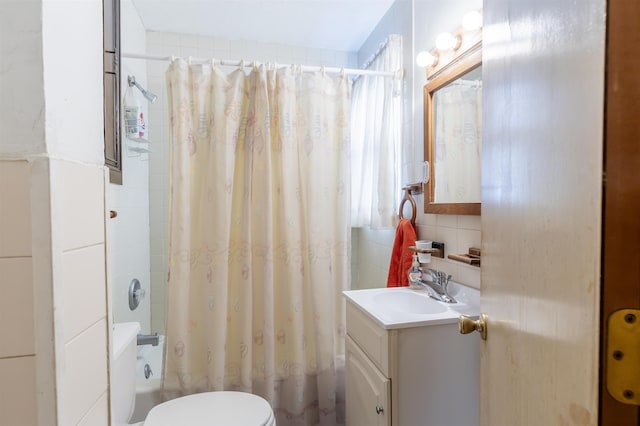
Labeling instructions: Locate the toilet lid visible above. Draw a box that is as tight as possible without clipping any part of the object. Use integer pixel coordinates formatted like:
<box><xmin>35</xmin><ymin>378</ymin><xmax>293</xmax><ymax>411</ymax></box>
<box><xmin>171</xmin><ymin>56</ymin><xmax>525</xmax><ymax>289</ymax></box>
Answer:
<box><xmin>143</xmin><ymin>391</ymin><xmax>276</xmax><ymax>426</ymax></box>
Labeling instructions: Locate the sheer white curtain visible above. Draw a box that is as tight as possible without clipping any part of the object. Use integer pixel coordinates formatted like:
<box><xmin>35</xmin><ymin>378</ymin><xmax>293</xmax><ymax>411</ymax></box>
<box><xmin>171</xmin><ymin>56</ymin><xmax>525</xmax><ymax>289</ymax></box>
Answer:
<box><xmin>164</xmin><ymin>59</ymin><xmax>350</xmax><ymax>426</ymax></box>
<box><xmin>433</xmin><ymin>79</ymin><xmax>482</xmax><ymax>203</ymax></box>
<box><xmin>350</xmin><ymin>34</ymin><xmax>403</xmax><ymax>228</ymax></box>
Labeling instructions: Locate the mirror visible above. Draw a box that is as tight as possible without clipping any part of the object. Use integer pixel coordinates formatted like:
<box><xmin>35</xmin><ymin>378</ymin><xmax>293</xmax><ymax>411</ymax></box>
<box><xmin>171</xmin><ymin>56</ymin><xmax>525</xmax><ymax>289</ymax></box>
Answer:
<box><xmin>424</xmin><ymin>42</ymin><xmax>481</xmax><ymax>215</ymax></box>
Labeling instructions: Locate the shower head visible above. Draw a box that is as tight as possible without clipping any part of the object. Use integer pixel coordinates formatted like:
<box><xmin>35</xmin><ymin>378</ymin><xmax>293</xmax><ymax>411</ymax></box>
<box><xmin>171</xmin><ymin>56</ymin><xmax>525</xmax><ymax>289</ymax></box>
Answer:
<box><xmin>128</xmin><ymin>75</ymin><xmax>158</xmax><ymax>103</ymax></box>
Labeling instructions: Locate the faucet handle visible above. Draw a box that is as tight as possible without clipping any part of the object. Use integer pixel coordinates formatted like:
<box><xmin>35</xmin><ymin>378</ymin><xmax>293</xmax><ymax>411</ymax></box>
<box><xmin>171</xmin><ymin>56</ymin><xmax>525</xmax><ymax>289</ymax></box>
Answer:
<box><xmin>443</xmin><ymin>274</ymin><xmax>452</xmax><ymax>291</ymax></box>
<box><xmin>423</xmin><ymin>268</ymin><xmax>439</xmax><ymax>281</ymax></box>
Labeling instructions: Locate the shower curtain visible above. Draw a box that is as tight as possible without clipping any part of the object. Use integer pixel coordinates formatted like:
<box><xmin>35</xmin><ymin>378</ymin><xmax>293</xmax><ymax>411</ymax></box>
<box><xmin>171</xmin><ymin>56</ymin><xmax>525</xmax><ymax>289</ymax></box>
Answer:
<box><xmin>163</xmin><ymin>59</ymin><xmax>350</xmax><ymax>426</ymax></box>
<box><xmin>433</xmin><ymin>79</ymin><xmax>482</xmax><ymax>203</ymax></box>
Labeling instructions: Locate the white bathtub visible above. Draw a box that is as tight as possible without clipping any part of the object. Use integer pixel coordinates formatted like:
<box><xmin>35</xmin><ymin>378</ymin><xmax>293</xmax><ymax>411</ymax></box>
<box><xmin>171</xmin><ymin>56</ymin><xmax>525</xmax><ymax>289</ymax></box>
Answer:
<box><xmin>130</xmin><ymin>335</ymin><xmax>165</xmax><ymax>423</ymax></box>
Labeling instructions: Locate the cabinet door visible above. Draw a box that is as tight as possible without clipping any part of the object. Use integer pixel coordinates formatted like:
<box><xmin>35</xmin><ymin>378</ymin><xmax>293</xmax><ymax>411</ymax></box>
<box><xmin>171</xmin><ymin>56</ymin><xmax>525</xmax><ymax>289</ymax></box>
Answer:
<box><xmin>346</xmin><ymin>336</ymin><xmax>391</xmax><ymax>426</ymax></box>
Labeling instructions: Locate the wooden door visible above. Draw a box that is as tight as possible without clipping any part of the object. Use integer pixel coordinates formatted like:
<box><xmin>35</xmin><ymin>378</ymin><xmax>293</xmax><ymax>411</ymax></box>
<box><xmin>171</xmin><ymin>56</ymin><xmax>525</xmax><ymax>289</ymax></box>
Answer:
<box><xmin>600</xmin><ymin>0</ymin><xmax>640</xmax><ymax>424</ymax></box>
<box><xmin>480</xmin><ymin>1</ymin><xmax>606</xmax><ymax>425</ymax></box>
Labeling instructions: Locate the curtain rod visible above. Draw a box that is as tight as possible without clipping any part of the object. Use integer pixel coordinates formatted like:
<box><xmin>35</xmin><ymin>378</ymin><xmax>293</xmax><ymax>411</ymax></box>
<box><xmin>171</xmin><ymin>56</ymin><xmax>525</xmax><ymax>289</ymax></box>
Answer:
<box><xmin>360</xmin><ymin>38</ymin><xmax>389</xmax><ymax>71</ymax></box>
<box><xmin>122</xmin><ymin>52</ymin><xmax>400</xmax><ymax>78</ymax></box>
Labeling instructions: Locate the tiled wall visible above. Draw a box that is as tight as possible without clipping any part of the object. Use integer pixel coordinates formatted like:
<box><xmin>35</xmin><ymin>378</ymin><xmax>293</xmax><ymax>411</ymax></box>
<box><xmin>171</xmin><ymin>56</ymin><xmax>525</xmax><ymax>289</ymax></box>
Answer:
<box><xmin>108</xmin><ymin>0</ymin><xmax>152</xmax><ymax>334</ymax></box>
<box><xmin>54</xmin><ymin>160</ymin><xmax>108</xmax><ymax>426</ymax></box>
<box><xmin>0</xmin><ymin>161</ymin><xmax>37</xmax><ymax>425</ymax></box>
<box><xmin>0</xmin><ymin>0</ymin><xmax>108</xmax><ymax>424</ymax></box>
<box><xmin>351</xmin><ymin>0</ymin><xmax>483</xmax><ymax>291</ymax></box>
<box><xmin>0</xmin><ymin>160</ymin><xmax>109</xmax><ymax>426</ymax></box>
<box><xmin>144</xmin><ymin>31</ymin><xmax>358</xmax><ymax>333</ymax></box>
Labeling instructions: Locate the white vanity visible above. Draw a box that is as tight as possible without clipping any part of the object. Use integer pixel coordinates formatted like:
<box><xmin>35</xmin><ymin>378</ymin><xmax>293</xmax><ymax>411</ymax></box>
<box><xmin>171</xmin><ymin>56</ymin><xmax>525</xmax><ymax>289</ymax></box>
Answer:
<box><xmin>343</xmin><ymin>286</ymin><xmax>480</xmax><ymax>426</ymax></box>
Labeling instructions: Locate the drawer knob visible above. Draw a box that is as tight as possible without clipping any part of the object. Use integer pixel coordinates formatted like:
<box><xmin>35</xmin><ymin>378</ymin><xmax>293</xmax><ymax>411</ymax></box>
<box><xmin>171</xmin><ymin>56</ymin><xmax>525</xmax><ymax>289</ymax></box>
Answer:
<box><xmin>375</xmin><ymin>405</ymin><xmax>384</xmax><ymax>415</ymax></box>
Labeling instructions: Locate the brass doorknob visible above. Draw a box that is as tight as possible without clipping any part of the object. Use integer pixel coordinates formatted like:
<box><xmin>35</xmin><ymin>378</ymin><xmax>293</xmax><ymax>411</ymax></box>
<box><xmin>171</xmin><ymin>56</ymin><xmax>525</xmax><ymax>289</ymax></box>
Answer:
<box><xmin>458</xmin><ymin>313</ymin><xmax>488</xmax><ymax>340</ymax></box>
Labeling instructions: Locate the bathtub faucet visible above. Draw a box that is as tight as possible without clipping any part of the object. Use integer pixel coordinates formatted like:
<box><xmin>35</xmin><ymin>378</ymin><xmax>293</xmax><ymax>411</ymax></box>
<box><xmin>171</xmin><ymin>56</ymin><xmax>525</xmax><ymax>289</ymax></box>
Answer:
<box><xmin>137</xmin><ymin>333</ymin><xmax>160</xmax><ymax>346</ymax></box>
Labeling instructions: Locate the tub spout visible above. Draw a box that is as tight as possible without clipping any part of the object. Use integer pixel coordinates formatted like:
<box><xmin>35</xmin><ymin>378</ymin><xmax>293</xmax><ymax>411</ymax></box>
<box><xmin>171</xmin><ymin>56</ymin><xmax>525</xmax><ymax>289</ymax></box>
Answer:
<box><xmin>137</xmin><ymin>333</ymin><xmax>160</xmax><ymax>346</ymax></box>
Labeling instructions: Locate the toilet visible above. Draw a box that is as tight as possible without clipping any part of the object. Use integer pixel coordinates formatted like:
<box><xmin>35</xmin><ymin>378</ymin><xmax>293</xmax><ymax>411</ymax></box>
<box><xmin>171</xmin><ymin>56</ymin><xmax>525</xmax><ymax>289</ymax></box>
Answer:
<box><xmin>112</xmin><ymin>322</ymin><xmax>276</xmax><ymax>426</ymax></box>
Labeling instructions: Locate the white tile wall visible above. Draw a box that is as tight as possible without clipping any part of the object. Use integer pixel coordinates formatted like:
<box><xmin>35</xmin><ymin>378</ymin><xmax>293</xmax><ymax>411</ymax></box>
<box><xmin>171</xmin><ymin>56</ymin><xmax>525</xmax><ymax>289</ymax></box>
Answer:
<box><xmin>53</xmin><ymin>160</ymin><xmax>109</xmax><ymax>425</ymax></box>
<box><xmin>108</xmin><ymin>0</ymin><xmax>152</xmax><ymax>334</ymax></box>
<box><xmin>61</xmin><ymin>244</ymin><xmax>107</xmax><ymax>343</ymax></box>
<box><xmin>0</xmin><ymin>356</ymin><xmax>37</xmax><ymax>426</ymax></box>
<box><xmin>78</xmin><ymin>392</ymin><xmax>109</xmax><ymax>426</ymax></box>
<box><xmin>415</xmin><ymin>212</ymin><xmax>482</xmax><ymax>289</ymax></box>
<box><xmin>0</xmin><ymin>161</ymin><xmax>32</xmax><ymax>257</ymax></box>
<box><xmin>0</xmin><ymin>258</ymin><xmax>34</xmax><ymax>358</ymax></box>
<box><xmin>1</xmin><ymin>0</ymin><xmax>108</xmax><ymax>422</ymax></box>
<box><xmin>0</xmin><ymin>161</ymin><xmax>39</xmax><ymax>425</ymax></box>
<box><xmin>145</xmin><ymin>31</ymin><xmax>358</xmax><ymax>333</ymax></box>
<box><xmin>29</xmin><ymin>158</ymin><xmax>57</xmax><ymax>424</ymax></box>
<box><xmin>57</xmin><ymin>161</ymin><xmax>105</xmax><ymax>251</ymax></box>
<box><xmin>0</xmin><ymin>161</ymin><xmax>35</xmax><ymax>360</ymax></box>
<box><xmin>353</xmin><ymin>228</ymin><xmax>396</xmax><ymax>290</ymax></box>
<box><xmin>62</xmin><ymin>319</ymin><xmax>108</xmax><ymax>426</ymax></box>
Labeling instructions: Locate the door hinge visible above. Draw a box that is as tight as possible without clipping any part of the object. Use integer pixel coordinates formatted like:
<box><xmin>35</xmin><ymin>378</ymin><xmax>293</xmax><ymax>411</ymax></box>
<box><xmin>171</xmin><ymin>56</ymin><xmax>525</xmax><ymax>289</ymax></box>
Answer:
<box><xmin>607</xmin><ymin>309</ymin><xmax>640</xmax><ymax>405</ymax></box>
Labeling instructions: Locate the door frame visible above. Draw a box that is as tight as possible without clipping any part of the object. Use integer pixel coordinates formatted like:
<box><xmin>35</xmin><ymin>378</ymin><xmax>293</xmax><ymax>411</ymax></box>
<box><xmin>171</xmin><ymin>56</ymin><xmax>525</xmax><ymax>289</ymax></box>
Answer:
<box><xmin>600</xmin><ymin>0</ymin><xmax>640</xmax><ymax>424</ymax></box>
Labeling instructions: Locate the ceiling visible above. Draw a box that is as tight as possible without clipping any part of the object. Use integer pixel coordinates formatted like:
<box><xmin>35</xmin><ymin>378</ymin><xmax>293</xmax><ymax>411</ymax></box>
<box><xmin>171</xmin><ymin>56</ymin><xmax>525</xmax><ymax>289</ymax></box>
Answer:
<box><xmin>132</xmin><ymin>0</ymin><xmax>397</xmax><ymax>52</ymax></box>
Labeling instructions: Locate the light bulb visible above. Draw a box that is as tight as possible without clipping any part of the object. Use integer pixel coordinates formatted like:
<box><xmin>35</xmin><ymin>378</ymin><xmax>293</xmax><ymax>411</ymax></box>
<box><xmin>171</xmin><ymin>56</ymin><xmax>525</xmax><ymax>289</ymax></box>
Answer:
<box><xmin>462</xmin><ymin>10</ymin><xmax>483</xmax><ymax>31</ymax></box>
<box><xmin>416</xmin><ymin>51</ymin><xmax>437</xmax><ymax>67</ymax></box>
<box><xmin>435</xmin><ymin>32</ymin><xmax>460</xmax><ymax>51</ymax></box>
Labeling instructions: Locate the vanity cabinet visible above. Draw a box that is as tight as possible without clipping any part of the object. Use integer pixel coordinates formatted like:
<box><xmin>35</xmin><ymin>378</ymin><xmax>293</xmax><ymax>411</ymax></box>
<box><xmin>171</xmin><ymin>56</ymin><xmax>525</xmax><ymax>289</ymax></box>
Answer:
<box><xmin>346</xmin><ymin>336</ymin><xmax>390</xmax><ymax>426</ymax></box>
<box><xmin>345</xmin><ymin>299</ymin><xmax>479</xmax><ymax>426</ymax></box>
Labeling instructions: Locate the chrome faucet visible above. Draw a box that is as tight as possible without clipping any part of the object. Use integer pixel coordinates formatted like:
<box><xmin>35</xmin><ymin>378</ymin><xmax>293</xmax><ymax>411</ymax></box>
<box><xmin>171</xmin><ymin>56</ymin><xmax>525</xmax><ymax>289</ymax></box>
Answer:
<box><xmin>419</xmin><ymin>268</ymin><xmax>456</xmax><ymax>303</ymax></box>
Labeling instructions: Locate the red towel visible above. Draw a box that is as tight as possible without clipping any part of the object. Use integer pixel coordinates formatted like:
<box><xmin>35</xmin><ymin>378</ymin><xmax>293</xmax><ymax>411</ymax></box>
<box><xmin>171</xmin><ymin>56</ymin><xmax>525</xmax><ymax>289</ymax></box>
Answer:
<box><xmin>386</xmin><ymin>219</ymin><xmax>417</xmax><ymax>287</ymax></box>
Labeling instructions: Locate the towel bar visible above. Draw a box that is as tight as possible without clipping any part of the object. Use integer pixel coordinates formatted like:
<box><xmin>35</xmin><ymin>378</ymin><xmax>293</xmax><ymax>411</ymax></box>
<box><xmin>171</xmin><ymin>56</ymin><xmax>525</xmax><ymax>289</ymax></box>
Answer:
<box><xmin>398</xmin><ymin>183</ymin><xmax>422</xmax><ymax>225</ymax></box>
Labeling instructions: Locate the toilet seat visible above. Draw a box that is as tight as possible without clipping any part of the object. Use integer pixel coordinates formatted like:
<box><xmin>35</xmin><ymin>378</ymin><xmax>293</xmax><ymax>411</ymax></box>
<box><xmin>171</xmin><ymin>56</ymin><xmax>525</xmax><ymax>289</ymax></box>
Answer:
<box><xmin>143</xmin><ymin>391</ymin><xmax>276</xmax><ymax>426</ymax></box>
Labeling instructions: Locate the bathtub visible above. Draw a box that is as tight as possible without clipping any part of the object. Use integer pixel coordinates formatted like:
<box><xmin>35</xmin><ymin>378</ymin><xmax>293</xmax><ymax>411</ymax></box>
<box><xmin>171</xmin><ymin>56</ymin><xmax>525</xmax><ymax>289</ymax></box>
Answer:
<box><xmin>130</xmin><ymin>335</ymin><xmax>165</xmax><ymax>423</ymax></box>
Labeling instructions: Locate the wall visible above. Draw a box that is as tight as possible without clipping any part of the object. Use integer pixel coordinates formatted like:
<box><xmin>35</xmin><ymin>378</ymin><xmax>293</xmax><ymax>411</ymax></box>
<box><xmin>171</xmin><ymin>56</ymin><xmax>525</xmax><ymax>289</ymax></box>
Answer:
<box><xmin>0</xmin><ymin>3</ymin><xmax>43</xmax><ymax>422</ymax></box>
<box><xmin>143</xmin><ymin>32</ymin><xmax>358</xmax><ymax>333</ymax></box>
<box><xmin>0</xmin><ymin>2</ymin><xmax>45</xmax><ymax>159</ymax></box>
<box><xmin>108</xmin><ymin>0</ymin><xmax>152</xmax><ymax>334</ymax></box>
<box><xmin>352</xmin><ymin>0</ymin><xmax>483</xmax><ymax>290</ymax></box>
<box><xmin>0</xmin><ymin>0</ymin><xmax>108</xmax><ymax>424</ymax></box>
<box><xmin>0</xmin><ymin>161</ymin><xmax>38</xmax><ymax>425</ymax></box>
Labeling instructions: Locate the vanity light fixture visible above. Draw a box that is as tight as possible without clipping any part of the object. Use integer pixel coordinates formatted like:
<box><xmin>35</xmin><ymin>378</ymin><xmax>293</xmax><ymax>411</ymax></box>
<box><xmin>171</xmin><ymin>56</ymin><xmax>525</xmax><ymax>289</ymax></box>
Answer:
<box><xmin>462</xmin><ymin>10</ymin><xmax>483</xmax><ymax>31</ymax></box>
<box><xmin>416</xmin><ymin>51</ymin><xmax>438</xmax><ymax>68</ymax></box>
<box><xmin>435</xmin><ymin>32</ymin><xmax>461</xmax><ymax>51</ymax></box>
<box><xmin>418</xmin><ymin>10</ymin><xmax>483</xmax><ymax>74</ymax></box>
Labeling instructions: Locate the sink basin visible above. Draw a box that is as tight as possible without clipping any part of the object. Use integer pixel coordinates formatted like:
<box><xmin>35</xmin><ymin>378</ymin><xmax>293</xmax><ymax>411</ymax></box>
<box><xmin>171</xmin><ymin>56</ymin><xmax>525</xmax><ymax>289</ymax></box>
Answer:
<box><xmin>374</xmin><ymin>291</ymin><xmax>447</xmax><ymax>315</ymax></box>
<box><xmin>343</xmin><ymin>285</ymin><xmax>480</xmax><ymax>329</ymax></box>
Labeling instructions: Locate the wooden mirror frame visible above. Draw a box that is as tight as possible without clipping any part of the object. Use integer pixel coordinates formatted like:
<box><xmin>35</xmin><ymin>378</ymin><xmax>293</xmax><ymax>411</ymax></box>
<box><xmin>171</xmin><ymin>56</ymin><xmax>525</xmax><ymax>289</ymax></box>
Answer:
<box><xmin>423</xmin><ymin>38</ymin><xmax>482</xmax><ymax>215</ymax></box>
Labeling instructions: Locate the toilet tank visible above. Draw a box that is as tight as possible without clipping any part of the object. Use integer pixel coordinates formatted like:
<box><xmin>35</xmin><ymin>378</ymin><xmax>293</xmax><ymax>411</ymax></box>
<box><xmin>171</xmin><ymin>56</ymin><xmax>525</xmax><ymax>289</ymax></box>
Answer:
<box><xmin>111</xmin><ymin>322</ymin><xmax>140</xmax><ymax>425</ymax></box>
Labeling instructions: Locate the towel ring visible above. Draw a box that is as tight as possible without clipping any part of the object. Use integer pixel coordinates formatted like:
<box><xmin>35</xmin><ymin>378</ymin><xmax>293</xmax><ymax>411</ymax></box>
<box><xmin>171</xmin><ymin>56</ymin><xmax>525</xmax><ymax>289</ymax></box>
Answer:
<box><xmin>398</xmin><ymin>184</ymin><xmax>422</xmax><ymax>226</ymax></box>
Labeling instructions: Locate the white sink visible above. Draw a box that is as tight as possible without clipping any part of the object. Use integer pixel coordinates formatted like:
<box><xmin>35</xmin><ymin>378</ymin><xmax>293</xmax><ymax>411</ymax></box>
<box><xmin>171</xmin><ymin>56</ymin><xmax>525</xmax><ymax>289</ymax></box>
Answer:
<box><xmin>343</xmin><ymin>285</ymin><xmax>479</xmax><ymax>329</ymax></box>
<box><xmin>374</xmin><ymin>291</ymin><xmax>448</xmax><ymax>315</ymax></box>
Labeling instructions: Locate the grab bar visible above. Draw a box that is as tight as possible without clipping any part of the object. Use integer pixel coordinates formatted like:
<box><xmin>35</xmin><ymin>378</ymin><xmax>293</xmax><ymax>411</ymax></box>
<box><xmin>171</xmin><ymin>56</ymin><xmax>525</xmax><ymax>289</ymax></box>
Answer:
<box><xmin>137</xmin><ymin>333</ymin><xmax>159</xmax><ymax>346</ymax></box>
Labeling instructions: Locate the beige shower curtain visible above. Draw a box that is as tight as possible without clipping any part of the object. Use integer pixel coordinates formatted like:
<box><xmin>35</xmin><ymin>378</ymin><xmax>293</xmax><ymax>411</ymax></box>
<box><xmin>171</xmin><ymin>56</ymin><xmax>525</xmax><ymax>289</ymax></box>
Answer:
<box><xmin>163</xmin><ymin>58</ymin><xmax>350</xmax><ymax>425</ymax></box>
